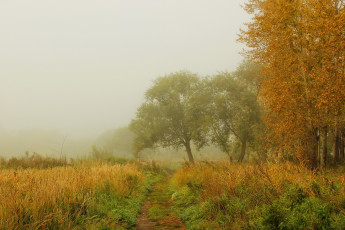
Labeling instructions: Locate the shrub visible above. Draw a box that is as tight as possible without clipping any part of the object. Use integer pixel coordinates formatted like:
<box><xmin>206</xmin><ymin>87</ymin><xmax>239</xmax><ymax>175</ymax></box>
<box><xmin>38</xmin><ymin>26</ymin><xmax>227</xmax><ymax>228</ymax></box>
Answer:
<box><xmin>0</xmin><ymin>152</ymin><xmax>67</xmax><ymax>169</ymax></box>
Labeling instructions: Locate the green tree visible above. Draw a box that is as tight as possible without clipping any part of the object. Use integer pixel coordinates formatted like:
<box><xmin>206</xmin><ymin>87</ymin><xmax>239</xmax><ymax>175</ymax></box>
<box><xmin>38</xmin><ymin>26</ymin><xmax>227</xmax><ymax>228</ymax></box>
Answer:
<box><xmin>100</xmin><ymin>127</ymin><xmax>135</xmax><ymax>156</ymax></box>
<box><xmin>130</xmin><ymin>71</ymin><xmax>209</xmax><ymax>163</ymax></box>
<box><xmin>129</xmin><ymin>103</ymin><xmax>160</xmax><ymax>159</ymax></box>
<box><xmin>206</xmin><ymin>68</ymin><xmax>263</xmax><ymax>162</ymax></box>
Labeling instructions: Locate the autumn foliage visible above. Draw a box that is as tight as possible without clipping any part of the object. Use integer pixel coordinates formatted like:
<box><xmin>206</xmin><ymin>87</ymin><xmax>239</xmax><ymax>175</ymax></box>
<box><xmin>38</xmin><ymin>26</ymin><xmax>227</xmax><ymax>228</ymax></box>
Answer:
<box><xmin>239</xmin><ymin>0</ymin><xmax>345</xmax><ymax>167</ymax></box>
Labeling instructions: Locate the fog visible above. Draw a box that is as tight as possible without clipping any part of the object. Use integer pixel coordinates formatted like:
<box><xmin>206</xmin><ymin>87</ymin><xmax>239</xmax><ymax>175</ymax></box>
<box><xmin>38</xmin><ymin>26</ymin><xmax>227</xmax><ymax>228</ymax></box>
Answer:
<box><xmin>0</xmin><ymin>0</ymin><xmax>249</xmax><ymax>157</ymax></box>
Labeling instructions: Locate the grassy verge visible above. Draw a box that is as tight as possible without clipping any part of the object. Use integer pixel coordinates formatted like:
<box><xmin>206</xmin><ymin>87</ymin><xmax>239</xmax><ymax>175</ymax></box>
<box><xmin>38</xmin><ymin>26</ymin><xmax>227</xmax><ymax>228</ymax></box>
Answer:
<box><xmin>171</xmin><ymin>162</ymin><xmax>345</xmax><ymax>229</ymax></box>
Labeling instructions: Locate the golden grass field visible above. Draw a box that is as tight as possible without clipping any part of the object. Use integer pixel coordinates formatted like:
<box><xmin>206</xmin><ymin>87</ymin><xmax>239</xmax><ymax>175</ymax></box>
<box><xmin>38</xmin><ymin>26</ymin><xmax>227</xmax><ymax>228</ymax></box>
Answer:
<box><xmin>174</xmin><ymin>161</ymin><xmax>345</xmax><ymax>199</ymax></box>
<box><xmin>172</xmin><ymin>162</ymin><xmax>345</xmax><ymax>229</ymax></box>
<box><xmin>2</xmin><ymin>159</ymin><xmax>345</xmax><ymax>229</ymax></box>
<box><xmin>0</xmin><ymin>163</ymin><xmax>144</xmax><ymax>229</ymax></box>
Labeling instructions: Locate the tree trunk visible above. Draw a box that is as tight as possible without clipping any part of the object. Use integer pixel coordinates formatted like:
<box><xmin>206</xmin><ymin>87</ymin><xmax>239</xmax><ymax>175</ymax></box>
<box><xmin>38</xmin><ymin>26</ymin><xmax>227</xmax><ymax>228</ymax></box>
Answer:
<box><xmin>185</xmin><ymin>141</ymin><xmax>194</xmax><ymax>163</ymax></box>
<box><xmin>321</xmin><ymin>126</ymin><xmax>328</xmax><ymax>168</ymax></box>
<box><xmin>238</xmin><ymin>140</ymin><xmax>247</xmax><ymax>163</ymax></box>
<box><xmin>226</xmin><ymin>152</ymin><xmax>233</xmax><ymax>162</ymax></box>
<box><xmin>316</xmin><ymin>128</ymin><xmax>320</xmax><ymax>168</ymax></box>
<box><xmin>340</xmin><ymin>129</ymin><xmax>345</xmax><ymax>162</ymax></box>
<box><xmin>310</xmin><ymin>128</ymin><xmax>319</xmax><ymax>169</ymax></box>
<box><xmin>334</xmin><ymin>128</ymin><xmax>340</xmax><ymax>164</ymax></box>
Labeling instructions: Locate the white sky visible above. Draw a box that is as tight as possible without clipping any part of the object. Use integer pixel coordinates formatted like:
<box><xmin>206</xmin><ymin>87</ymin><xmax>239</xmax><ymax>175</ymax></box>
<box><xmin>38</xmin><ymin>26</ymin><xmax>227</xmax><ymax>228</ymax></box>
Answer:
<box><xmin>0</xmin><ymin>0</ymin><xmax>250</xmax><ymax>138</ymax></box>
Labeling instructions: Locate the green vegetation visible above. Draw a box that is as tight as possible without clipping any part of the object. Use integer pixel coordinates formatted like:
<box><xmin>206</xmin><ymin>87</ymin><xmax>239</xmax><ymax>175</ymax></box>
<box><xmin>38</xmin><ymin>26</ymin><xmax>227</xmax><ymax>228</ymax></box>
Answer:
<box><xmin>94</xmin><ymin>127</ymin><xmax>135</xmax><ymax>159</ymax></box>
<box><xmin>139</xmin><ymin>171</ymin><xmax>185</xmax><ymax>229</ymax></box>
<box><xmin>130</xmin><ymin>66</ymin><xmax>264</xmax><ymax>163</ymax></box>
<box><xmin>204</xmin><ymin>64</ymin><xmax>263</xmax><ymax>162</ymax></box>
<box><xmin>130</xmin><ymin>71</ymin><xmax>209</xmax><ymax>163</ymax></box>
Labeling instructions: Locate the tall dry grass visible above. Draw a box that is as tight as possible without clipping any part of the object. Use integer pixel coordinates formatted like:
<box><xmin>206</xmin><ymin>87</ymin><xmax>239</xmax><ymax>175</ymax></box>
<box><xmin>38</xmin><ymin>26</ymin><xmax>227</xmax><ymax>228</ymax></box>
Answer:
<box><xmin>174</xmin><ymin>161</ymin><xmax>345</xmax><ymax>200</ymax></box>
<box><xmin>0</xmin><ymin>163</ymin><xmax>143</xmax><ymax>229</ymax></box>
<box><xmin>173</xmin><ymin>161</ymin><xmax>345</xmax><ymax>229</ymax></box>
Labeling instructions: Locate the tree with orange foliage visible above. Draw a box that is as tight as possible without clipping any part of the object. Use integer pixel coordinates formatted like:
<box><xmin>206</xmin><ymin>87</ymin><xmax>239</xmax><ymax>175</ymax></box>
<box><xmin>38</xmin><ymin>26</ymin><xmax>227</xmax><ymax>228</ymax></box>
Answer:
<box><xmin>239</xmin><ymin>0</ymin><xmax>345</xmax><ymax>168</ymax></box>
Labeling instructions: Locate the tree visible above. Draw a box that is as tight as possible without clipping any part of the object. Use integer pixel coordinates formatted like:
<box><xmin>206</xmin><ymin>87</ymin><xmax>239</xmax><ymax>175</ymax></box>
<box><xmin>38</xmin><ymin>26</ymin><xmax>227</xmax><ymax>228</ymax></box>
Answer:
<box><xmin>95</xmin><ymin>127</ymin><xmax>135</xmax><ymax>157</ymax></box>
<box><xmin>206</xmin><ymin>67</ymin><xmax>263</xmax><ymax>162</ymax></box>
<box><xmin>239</xmin><ymin>0</ymin><xmax>345</xmax><ymax>168</ymax></box>
<box><xmin>129</xmin><ymin>103</ymin><xmax>161</xmax><ymax>159</ymax></box>
<box><xmin>129</xmin><ymin>71</ymin><xmax>209</xmax><ymax>163</ymax></box>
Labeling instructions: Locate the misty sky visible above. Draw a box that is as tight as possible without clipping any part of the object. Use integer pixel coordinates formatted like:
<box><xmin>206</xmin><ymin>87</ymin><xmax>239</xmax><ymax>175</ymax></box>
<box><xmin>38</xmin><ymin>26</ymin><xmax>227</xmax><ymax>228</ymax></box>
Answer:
<box><xmin>0</xmin><ymin>0</ymin><xmax>250</xmax><ymax>138</ymax></box>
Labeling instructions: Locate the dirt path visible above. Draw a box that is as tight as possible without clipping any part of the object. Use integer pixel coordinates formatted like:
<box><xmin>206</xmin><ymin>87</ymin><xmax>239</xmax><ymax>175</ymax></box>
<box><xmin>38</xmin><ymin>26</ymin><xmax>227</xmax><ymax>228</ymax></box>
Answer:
<box><xmin>136</xmin><ymin>174</ymin><xmax>186</xmax><ymax>230</ymax></box>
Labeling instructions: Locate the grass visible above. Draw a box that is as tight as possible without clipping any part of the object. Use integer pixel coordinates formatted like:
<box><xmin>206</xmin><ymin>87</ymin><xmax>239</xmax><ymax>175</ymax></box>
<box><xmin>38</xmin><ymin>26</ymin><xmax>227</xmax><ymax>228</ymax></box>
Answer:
<box><xmin>5</xmin><ymin>152</ymin><xmax>344</xmax><ymax>229</ymax></box>
<box><xmin>0</xmin><ymin>158</ymin><xmax>164</xmax><ymax>229</ymax></box>
<box><xmin>142</xmin><ymin>172</ymin><xmax>185</xmax><ymax>229</ymax></box>
<box><xmin>171</xmin><ymin>161</ymin><xmax>345</xmax><ymax>229</ymax></box>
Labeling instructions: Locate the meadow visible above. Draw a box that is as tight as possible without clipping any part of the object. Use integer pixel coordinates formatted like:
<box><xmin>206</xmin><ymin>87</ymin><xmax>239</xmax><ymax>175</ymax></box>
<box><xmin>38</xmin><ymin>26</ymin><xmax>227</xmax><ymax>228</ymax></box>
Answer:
<box><xmin>2</xmin><ymin>153</ymin><xmax>345</xmax><ymax>229</ymax></box>
<box><xmin>0</xmin><ymin>154</ymin><xmax>164</xmax><ymax>229</ymax></box>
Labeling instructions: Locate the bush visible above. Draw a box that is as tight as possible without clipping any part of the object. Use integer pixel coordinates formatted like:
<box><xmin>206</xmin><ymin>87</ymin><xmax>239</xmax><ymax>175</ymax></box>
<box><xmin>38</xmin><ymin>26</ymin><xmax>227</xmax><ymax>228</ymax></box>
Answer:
<box><xmin>0</xmin><ymin>152</ymin><xmax>67</xmax><ymax>169</ymax></box>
